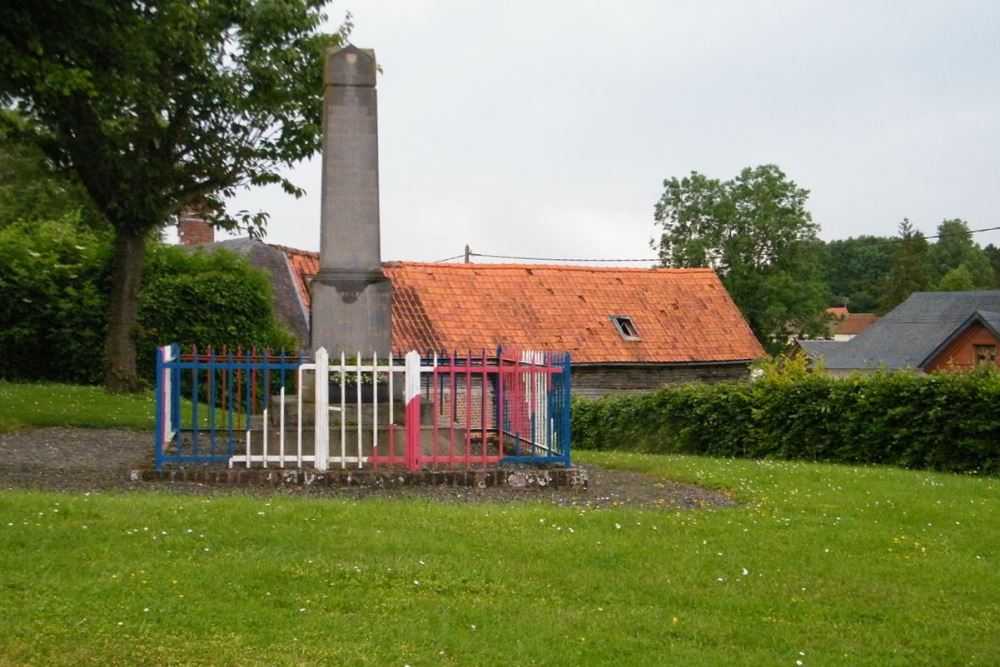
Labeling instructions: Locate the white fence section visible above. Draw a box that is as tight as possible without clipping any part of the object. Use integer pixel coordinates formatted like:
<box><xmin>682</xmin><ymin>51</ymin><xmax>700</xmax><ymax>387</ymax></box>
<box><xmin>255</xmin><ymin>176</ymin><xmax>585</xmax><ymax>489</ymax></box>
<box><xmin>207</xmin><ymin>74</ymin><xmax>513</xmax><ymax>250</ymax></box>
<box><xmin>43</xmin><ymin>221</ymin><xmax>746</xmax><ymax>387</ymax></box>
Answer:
<box><xmin>233</xmin><ymin>347</ymin><xmax>407</xmax><ymax>471</ymax></box>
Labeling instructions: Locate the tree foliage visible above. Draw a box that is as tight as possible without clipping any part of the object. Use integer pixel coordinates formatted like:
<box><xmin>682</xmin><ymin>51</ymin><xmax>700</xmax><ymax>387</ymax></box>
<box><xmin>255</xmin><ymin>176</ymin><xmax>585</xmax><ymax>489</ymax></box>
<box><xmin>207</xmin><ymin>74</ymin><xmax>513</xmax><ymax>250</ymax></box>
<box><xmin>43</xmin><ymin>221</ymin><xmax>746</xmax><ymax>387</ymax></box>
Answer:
<box><xmin>0</xmin><ymin>0</ymin><xmax>346</xmax><ymax>391</ymax></box>
<box><xmin>654</xmin><ymin>165</ymin><xmax>829</xmax><ymax>352</ymax></box>
<box><xmin>821</xmin><ymin>236</ymin><xmax>897</xmax><ymax>312</ymax></box>
<box><xmin>880</xmin><ymin>219</ymin><xmax>935</xmax><ymax>313</ymax></box>
<box><xmin>0</xmin><ymin>115</ymin><xmax>103</xmax><ymax>230</ymax></box>
<box><xmin>0</xmin><ymin>217</ymin><xmax>294</xmax><ymax>385</ymax></box>
<box><xmin>136</xmin><ymin>245</ymin><xmax>296</xmax><ymax>379</ymax></box>
<box><xmin>0</xmin><ymin>218</ymin><xmax>112</xmax><ymax>384</ymax></box>
<box><xmin>929</xmin><ymin>219</ymin><xmax>996</xmax><ymax>290</ymax></box>
<box><xmin>983</xmin><ymin>244</ymin><xmax>1000</xmax><ymax>287</ymax></box>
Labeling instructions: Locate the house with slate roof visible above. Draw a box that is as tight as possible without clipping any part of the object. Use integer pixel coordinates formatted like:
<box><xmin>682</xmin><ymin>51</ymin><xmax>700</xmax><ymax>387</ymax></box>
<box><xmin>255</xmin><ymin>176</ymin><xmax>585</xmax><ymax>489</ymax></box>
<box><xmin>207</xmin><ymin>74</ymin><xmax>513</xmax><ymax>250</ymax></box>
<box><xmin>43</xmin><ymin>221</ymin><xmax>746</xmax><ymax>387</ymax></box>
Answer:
<box><xmin>179</xmin><ymin>223</ymin><xmax>763</xmax><ymax>397</ymax></box>
<box><xmin>797</xmin><ymin>291</ymin><xmax>1000</xmax><ymax>374</ymax></box>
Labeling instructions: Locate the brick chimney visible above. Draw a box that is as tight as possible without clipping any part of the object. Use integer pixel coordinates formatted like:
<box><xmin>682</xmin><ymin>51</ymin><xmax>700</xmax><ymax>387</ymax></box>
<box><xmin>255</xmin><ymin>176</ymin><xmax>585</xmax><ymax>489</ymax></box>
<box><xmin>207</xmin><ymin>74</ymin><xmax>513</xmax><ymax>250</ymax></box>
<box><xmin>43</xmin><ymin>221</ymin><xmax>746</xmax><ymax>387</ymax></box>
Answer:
<box><xmin>177</xmin><ymin>208</ymin><xmax>214</xmax><ymax>246</ymax></box>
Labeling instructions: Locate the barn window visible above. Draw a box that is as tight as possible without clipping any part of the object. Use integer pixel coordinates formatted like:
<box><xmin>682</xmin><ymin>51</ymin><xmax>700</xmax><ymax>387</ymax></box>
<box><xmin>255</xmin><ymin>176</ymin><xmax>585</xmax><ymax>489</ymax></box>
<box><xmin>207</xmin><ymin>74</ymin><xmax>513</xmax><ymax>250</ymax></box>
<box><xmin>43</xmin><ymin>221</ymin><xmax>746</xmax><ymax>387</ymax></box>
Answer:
<box><xmin>975</xmin><ymin>344</ymin><xmax>996</xmax><ymax>365</ymax></box>
<box><xmin>611</xmin><ymin>316</ymin><xmax>641</xmax><ymax>341</ymax></box>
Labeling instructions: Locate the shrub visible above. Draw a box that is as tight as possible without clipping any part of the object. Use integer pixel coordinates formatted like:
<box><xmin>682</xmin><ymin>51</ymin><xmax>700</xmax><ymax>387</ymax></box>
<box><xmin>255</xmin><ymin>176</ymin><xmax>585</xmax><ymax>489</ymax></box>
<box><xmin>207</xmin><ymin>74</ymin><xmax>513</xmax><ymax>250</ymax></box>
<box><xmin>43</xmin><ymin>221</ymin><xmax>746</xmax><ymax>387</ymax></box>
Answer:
<box><xmin>0</xmin><ymin>217</ymin><xmax>112</xmax><ymax>383</ymax></box>
<box><xmin>136</xmin><ymin>244</ymin><xmax>296</xmax><ymax>380</ymax></box>
<box><xmin>0</xmin><ymin>220</ymin><xmax>295</xmax><ymax>385</ymax></box>
<box><xmin>571</xmin><ymin>360</ymin><xmax>1000</xmax><ymax>474</ymax></box>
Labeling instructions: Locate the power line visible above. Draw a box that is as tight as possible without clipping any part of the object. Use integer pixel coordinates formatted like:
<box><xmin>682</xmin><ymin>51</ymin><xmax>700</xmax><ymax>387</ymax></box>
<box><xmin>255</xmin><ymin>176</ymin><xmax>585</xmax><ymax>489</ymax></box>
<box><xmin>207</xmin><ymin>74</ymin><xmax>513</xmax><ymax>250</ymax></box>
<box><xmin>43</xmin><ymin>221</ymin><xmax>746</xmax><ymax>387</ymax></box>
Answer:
<box><xmin>919</xmin><ymin>224</ymin><xmax>1000</xmax><ymax>241</ymax></box>
<box><xmin>432</xmin><ymin>223</ymin><xmax>1000</xmax><ymax>264</ymax></box>
<box><xmin>468</xmin><ymin>252</ymin><xmax>659</xmax><ymax>263</ymax></box>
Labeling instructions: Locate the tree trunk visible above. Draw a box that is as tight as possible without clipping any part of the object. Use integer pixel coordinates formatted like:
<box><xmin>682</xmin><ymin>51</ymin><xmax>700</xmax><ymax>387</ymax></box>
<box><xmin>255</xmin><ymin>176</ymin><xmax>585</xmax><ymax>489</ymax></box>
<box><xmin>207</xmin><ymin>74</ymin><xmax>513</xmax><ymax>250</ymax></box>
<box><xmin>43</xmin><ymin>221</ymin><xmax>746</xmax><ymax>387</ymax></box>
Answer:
<box><xmin>104</xmin><ymin>228</ymin><xmax>147</xmax><ymax>393</ymax></box>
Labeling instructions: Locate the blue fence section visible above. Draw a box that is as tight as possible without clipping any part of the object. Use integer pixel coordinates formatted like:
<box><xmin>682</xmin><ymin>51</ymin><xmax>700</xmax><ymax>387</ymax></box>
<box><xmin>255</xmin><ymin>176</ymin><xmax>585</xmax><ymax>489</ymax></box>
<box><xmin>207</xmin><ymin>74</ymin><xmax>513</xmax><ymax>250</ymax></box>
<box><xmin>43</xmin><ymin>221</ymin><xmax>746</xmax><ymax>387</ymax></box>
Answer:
<box><xmin>154</xmin><ymin>345</ymin><xmax>304</xmax><ymax>469</ymax></box>
<box><xmin>496</xmin><ymin>350</ymin><xmax>572</xmax><ymax>467</ymax></box>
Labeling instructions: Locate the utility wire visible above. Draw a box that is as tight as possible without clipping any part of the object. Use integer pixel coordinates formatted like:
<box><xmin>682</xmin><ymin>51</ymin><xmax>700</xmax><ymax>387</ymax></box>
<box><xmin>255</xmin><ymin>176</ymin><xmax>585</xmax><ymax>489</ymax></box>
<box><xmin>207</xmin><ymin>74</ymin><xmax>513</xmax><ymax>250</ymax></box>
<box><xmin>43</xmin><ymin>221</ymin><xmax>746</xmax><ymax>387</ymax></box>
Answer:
<box><xmin>922</xmin><ymin>224</ymin><xmax>1000</xmax><ymax>240</ymax></box>
<box><xmin>432</xmin><ymin>223</ymin><xmax>1000</xmax><ymax>264</ymax></box>
<box><xmin>468</xmin><ymin>252</ymin><xmax>658</xmax><ymax>263</ymax></box>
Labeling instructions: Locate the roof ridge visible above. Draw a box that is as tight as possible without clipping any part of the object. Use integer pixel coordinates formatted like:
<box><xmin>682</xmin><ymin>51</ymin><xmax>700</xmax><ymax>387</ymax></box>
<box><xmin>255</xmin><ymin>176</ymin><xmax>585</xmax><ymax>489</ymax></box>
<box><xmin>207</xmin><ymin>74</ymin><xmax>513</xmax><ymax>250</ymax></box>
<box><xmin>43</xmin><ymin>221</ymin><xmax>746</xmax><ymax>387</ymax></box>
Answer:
<box><xmin>272</xmin><ymin>243</ymin><xmax>319</xmax><ymax>259</ymax></box>
<box><xmin>382</xmin><ymin>261</ymin><xmax>714</xmax><ymax>273</ymax></box>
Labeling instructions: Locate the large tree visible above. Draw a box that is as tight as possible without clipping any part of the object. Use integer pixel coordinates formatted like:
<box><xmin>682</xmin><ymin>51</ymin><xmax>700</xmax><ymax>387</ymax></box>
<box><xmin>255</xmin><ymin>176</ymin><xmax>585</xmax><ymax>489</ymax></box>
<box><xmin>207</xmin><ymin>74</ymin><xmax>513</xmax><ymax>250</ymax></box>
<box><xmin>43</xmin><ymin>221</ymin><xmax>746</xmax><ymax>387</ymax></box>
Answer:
<box><xmin>0</xmin><ymin>1</ymin><xmax>345</xmax><ymax>391</ymax></box>
<box><xmin>929</xmin><ymin>218</ymin><xmax>995</xmax><ymax>290</ymax></box>
<box><xmin>654</xmin><ymin>164</ymin><xmax>829</xmax><ymax>352</ymax></box>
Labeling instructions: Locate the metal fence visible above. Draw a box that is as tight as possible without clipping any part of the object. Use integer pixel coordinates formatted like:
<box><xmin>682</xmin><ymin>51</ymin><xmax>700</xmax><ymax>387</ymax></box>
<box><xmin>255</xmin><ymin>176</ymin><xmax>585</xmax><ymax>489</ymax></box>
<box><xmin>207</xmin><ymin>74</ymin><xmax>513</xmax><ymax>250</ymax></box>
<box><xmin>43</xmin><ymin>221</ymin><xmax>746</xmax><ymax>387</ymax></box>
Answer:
<box><xmin>155</xmin><ymin>345</ymin><xmax>571</xmax><ymax>471</ymax></box>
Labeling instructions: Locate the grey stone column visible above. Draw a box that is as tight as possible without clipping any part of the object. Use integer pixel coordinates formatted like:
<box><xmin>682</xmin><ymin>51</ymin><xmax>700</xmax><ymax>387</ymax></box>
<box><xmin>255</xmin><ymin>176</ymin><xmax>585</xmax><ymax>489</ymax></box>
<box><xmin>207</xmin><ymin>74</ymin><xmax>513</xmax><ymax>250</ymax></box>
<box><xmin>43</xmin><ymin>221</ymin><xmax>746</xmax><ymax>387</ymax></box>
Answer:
<box><xmin>310</xmin><ymin>45</ymin><xmax>392</xmax><ymax>357</ymax></box>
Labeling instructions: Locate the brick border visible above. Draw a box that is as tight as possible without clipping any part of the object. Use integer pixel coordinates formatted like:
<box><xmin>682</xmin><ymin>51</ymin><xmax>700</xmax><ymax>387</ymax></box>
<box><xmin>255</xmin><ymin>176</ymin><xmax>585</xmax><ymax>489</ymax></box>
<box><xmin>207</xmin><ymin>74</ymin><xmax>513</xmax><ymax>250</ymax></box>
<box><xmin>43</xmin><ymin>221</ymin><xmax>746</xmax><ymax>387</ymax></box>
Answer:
<box><xmin>130</xmin><ymin>466</ymin><xmax>588</xmax><ymax>490</ymax></box>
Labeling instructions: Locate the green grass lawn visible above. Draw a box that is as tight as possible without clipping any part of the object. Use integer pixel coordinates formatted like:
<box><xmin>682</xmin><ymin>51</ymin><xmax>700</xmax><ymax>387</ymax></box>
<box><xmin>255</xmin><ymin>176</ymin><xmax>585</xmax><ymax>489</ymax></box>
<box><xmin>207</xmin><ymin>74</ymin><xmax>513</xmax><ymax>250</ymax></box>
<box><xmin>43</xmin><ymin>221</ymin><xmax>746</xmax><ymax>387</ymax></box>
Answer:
<box><xmin>0</xmin><ymin>381</ymin><xmax>156</xmax><ymax>432</ymax></box>
<box><xmin>0</xmin><ymin>381</ymin><xmax>232</xmax><ymax>433</ymax></box>
<box><xmin>1</xmin><ymin>451</ymin><xmax>997</xmax><ymax>665</ymax></box>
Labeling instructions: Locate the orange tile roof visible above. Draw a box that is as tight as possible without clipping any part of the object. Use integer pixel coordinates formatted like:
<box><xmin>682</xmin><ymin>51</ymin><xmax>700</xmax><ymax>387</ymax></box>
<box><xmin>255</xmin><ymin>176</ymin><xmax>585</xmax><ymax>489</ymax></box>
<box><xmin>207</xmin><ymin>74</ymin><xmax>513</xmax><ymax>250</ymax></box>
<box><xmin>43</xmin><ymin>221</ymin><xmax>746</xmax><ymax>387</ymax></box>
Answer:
<box><xmin>385</xmin><ymin>262</ymin><xmax>762</xmax><ymax>364</ymax></box>
<box><xmin>833</xmin><ymin>312</ymin><xmax>879</xmax><ymax>336</ymax></box>
<box><xmin>280</xmin><ymin>245</ymin><xmax>319</xmax><ymax>313</ymax></box>
<box><xmin>281</xmin><ymin>252</ymin><xmax>762</xmax><ymax>364</ymax></box>
<box><xmin>826</xmin><ymin>306</ymin><xmax>849</xmax><ymax>318</ymax></box>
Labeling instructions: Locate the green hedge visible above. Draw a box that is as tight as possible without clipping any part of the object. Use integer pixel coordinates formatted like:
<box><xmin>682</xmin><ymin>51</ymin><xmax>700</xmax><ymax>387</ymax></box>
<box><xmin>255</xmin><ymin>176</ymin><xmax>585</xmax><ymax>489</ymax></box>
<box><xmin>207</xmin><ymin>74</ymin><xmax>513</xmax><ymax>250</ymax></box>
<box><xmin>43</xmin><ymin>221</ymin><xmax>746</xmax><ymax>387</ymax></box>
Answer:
<box><xmin>0</xmin><ymin>219</ymin><xmax>295</xmax><ymax>385</ymax></box>
<box><xmin>572</xmin><ymin>360</ymin><xmax>1000</xmax><ymax>474</ymax></box>
<box><xmin>0</xmin><ymin>217</ymin><xmax>112</xmax><ymax>383</ymax></box>
<box><xmin>136</xmin><ymin>244</ymin><xmax>296</xmax><ymax>379</ymax></box>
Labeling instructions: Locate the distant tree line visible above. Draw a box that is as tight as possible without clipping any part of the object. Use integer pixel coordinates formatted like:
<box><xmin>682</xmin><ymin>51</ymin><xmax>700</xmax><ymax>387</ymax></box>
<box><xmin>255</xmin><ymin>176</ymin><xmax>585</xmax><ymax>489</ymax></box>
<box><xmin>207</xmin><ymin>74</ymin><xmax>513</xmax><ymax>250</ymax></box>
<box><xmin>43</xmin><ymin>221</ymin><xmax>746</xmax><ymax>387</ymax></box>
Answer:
<box><xmin>822</xmin><ymin>218</ymin><xmax>999</xmax><ymax>314</ymax></box>
<box><xmin>654</xmin><ymin>164</ymin><xmax>999</xmax><ymax>353</ymax></box>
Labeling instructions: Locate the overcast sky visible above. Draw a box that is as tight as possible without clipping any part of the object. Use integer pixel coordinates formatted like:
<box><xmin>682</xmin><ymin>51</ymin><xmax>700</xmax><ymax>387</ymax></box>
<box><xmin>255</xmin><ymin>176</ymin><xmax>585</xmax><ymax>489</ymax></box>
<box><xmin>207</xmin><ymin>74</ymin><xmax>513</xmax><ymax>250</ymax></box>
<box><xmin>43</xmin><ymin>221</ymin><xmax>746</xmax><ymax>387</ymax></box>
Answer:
<box><xmin>218</xmin><ymin>0</ymin><xmax>1000</xmax><ymax>263</ymax></box>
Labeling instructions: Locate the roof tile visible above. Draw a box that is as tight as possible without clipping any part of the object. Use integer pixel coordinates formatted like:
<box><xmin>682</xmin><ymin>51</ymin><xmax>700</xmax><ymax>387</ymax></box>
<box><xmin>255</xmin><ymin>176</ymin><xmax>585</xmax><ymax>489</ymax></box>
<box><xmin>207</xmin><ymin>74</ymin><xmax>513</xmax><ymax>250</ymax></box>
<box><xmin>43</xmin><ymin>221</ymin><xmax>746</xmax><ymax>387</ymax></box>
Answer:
<box><xmin>282</xmin><ymin>253</ymin><xmax>762</xmax><ymax>363</ymax></box>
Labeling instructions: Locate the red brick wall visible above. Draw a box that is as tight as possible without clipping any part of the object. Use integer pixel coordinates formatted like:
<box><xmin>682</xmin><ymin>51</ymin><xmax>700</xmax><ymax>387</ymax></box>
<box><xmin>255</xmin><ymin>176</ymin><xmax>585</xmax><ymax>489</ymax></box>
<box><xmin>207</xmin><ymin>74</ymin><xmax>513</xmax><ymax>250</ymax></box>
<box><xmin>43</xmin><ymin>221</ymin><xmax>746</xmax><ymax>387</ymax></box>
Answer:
<box><xmin>924</xmin><ymin>322</ymin><xmax>1000</xmax><ymax>371</ymax></box>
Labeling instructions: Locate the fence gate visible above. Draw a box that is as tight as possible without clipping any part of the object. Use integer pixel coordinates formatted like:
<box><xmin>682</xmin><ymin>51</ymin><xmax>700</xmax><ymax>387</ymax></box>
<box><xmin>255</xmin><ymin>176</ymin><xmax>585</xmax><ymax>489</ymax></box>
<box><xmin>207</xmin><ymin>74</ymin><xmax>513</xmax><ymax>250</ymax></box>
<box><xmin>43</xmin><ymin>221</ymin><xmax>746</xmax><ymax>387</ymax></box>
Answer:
<box><xmin>155</xmin><ymin>345</ymin><xmax>570</xmax><ymax>471</ymax></box>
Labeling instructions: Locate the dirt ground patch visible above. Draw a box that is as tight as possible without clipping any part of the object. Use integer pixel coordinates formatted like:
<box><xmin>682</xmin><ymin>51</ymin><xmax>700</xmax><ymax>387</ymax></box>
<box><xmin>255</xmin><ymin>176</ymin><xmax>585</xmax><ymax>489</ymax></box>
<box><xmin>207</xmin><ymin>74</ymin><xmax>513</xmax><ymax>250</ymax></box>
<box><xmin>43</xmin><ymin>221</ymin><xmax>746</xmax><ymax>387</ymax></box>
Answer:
<box><xmin>0</xmin><ymin>428</ymin><xmax>737</xmax><ymax>510</ymax></box>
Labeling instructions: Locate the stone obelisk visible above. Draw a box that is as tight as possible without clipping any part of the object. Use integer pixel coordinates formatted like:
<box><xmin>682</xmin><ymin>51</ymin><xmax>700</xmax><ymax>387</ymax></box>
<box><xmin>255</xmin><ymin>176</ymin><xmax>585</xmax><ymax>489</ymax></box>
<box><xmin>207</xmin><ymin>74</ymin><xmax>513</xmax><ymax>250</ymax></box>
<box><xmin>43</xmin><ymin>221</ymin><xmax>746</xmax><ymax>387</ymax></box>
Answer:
<box><xmin>310</xmin><ymin>45</ymin><xmax>392</xmax><ymax>357</ymax></box>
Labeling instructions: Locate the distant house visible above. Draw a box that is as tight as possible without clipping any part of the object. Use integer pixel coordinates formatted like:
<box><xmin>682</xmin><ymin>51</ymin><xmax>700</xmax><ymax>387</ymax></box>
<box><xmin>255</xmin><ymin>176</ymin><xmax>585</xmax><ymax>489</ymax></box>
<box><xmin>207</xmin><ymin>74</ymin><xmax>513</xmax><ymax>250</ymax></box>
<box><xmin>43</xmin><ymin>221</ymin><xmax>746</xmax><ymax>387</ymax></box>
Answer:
<box><xmin>798</xmin><ymin>291</ymin><xmax>1000</xmax><ymax>374</ymax></box>
<box><xmin>824</xmin><ymin>307</ymin><xmax>879</xmax><ymax>341</ymax></box>
<box><xmin>180</xmin><ymin>225</ymin><xmax>763</xmax><ymax>397</ymax></box>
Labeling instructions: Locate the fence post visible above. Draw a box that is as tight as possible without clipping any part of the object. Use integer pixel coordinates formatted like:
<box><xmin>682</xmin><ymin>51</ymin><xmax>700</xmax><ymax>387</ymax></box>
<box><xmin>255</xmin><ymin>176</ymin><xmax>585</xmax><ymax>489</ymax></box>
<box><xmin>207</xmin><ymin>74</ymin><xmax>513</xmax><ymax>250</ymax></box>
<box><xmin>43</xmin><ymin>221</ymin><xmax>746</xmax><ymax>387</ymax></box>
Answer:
<box><xmin>562</xmin><ymin>352</ymin><xmax>572</xmax><ymax>465</ymax></box>
<box><xmin>154</xmin><ymin>345</ymin><xmax>170</xmax><ymax>470</ymax></box>
<box><xmin>405</xmin><ymin>350</ymin><xmax>421</xmax><ymax>471</ymax></box>
<box><xmin>314</xmin><ymin>347</ymin><xmax>330</xmax><ymax>471</ymax></box>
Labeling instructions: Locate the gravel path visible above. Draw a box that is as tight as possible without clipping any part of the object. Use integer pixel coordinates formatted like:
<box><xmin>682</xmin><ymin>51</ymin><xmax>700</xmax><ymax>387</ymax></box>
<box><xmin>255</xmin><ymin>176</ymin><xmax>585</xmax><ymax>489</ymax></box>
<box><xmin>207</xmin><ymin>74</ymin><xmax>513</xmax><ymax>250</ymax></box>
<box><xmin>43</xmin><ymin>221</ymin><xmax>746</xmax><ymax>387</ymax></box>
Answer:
<box><xmin>0</xmin><ymin>428</ymin><xmax>737</xmax><ymax>510</ymax></box>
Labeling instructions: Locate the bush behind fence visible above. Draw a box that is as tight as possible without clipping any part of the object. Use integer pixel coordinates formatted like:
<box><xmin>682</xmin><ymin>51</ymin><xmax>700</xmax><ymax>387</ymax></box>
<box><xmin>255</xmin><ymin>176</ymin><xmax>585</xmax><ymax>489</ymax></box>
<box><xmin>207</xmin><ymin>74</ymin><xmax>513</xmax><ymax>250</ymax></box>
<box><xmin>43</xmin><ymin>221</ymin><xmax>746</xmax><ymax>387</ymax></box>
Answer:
<box><xmin>572</xmin><ymin>361</ymin><xmax>1000</xmax><ymax>474</ymax></box>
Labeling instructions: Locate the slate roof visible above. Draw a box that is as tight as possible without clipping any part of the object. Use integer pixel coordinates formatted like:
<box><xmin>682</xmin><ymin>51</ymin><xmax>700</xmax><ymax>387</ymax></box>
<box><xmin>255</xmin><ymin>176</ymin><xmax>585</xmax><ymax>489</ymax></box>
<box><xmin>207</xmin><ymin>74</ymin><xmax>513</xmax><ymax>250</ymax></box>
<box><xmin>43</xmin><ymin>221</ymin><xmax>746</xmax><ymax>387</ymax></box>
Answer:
<box><xmin>380</xmin><ymin>262</ymin><xmax>763</xmax><ymax>364</ymax></box>
<box><xmin>817</xmin><ymin>291</ymin><xmax>1000</xmax><ymax>370</ymax></box>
